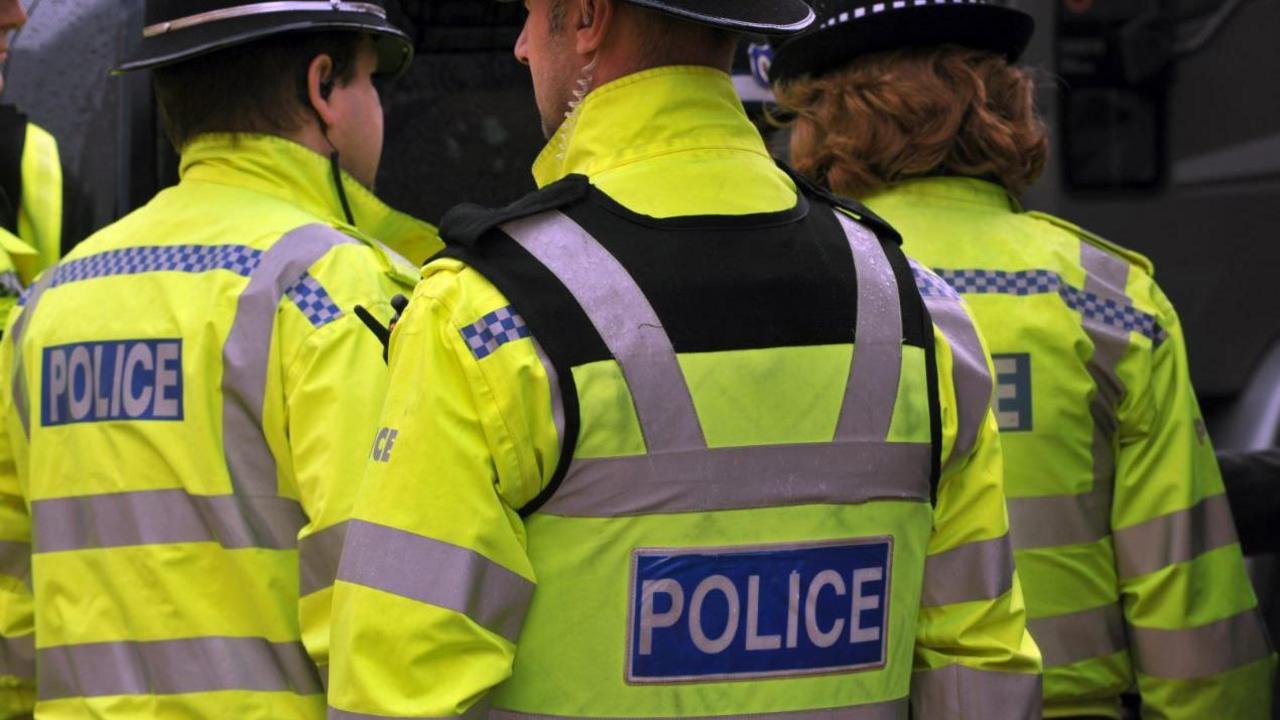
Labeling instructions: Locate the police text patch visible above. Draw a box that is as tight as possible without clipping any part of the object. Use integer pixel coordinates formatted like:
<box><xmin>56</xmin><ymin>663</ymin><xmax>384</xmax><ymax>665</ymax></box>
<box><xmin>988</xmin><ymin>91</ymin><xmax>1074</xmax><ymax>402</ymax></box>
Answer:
<box><xmin>42</xmin><ymin>340</ymin><xmax>183</xmax><ymax>426</ymax></box>
<box><xmin>627</xmin><ymin>538</ymin><xmax>891</xmax><ymax>683</ymax></box>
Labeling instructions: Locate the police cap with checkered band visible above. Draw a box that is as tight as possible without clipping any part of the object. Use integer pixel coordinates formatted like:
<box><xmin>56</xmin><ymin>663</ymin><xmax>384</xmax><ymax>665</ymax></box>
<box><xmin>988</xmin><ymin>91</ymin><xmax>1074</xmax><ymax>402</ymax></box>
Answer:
<box><xmin>115</xmin><ymin>0</ymin><xmax>413</xmax><ymax>76</ymax></box>
<box><xmin>497</xmin><ymin>0</ymin><xmax>818</xmax><ymax>36</ymax></box>
<box><xmin>770</xmin><ymin>0</ymin><xmax>1034</xmax><ymax>82</ymax></box>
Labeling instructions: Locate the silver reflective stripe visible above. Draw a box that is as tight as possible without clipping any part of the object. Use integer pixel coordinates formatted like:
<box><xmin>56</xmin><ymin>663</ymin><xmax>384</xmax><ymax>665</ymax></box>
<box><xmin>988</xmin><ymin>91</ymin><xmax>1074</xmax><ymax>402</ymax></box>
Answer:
<box><xmin>336</xmin><ymin>519</ymin><xmax>534</xmax><ymax>643</ymax></box>
<box><xmin>490</xmin><ymin>699</ymin><xmax>908</xmax><ymax>720</ymax></box>
<box><xmin>1028</xmin><ymin>603</ymin><xmax>1126</xmax><ymax>668</ymax></box>
<box><xmin>532</xmin><ymin>338</ymin><xmax>565</xmax><ymax>463</ymax></box>
<box><xmin>299</xmin><ymin>520</ymin><xmax>348</xmax><ymax>597</ymax></box>
<box><xmin>0</xmin><ymin>539</ymin><xmax>30</xmax><ymax>580</ymax></box>
<box><xmin>144</xmin><ymin>1</ymin><xmax>387</xmax><ymax>38</ymax></box>
<box><xmin>920</xmin><ymin>534</ymin><xmax>1014</xmax><ymax>608</ymax></box>
<box><xmin>540</xmin><ymin>442</ymin><xmax>932</xmax><ymax>518</ymax></box>
<box><xmin>38</xmin><ymin>637</ymin><xmax>322</xmax><ymax>699</ymax></box>
<box><xmin>9</xmin><ymin>271</ymin><xmax>56</xmax><ymax>439</ymax></box>
<box><xmin>501</xmin><ymin>212</ymin><xmax>705</xmax><ymax>453</ymax></box>
<box><xmin>330</xmin><ymin>707</ymin><xmax>487</xmax><ymax>720</ymax></box>
<box><xmin>1006</xmin><ymin>480</ymin><xmax>1111</xmax><ymax>549</ymax></box>
<box><xmin>918</xmin><ymin>286</ymin><xmax>991</xmax><ymax>470</ymax></box>
<box><xmin>1113</xmin><ymin>493</ymin><xmax>1239</xmax><ymax>580</ymax></box>
<box><xmin>32</xmin><ymin>489</ymin><xmax>306</xmax><ymax>552</ymax></box>
<box><xmin>832</xmin><ymin>210</ymin><xmax>902</xmax><ymax>443</ymax></box>
<box><xmin>0</xmin><ymin>634</ymin><xmax>34</xmax><ymax>679</ymax></box>
<box><xmin>1130</xmin><ymin>608</ymin><xmax>1273</xmax><ymax>680</ymax></box>
<box><xmin>910</xmin><ymin>664</ymin><xmax>1042</xmax><ymax>720</ymax></box>
<box><xmin>222</xmin><ymin>224</ymin><xmax>355</xmax><ymax>497</ymax></box>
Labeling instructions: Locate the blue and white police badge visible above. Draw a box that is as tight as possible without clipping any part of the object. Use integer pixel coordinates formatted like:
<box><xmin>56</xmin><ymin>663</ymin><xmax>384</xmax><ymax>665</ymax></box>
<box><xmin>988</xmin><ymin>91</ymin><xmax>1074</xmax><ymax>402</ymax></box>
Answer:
<box><xmin>627</xmin><ymin>537</ymin><xmax>892</xmax><ymax>683</ymax></box>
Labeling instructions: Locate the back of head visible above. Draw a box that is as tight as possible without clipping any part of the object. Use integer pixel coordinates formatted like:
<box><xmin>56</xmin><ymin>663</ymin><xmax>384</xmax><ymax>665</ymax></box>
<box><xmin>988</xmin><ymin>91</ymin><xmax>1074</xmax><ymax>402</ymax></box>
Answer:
<box><xmin>152</xmin><ymin>31</ymin><xmax>362</xmax><ymax>152</ymax></box>
<box><xmin>775</xmin><ymin>45</ymin><xmax>1049</xmax><ymax>198</ymax></box>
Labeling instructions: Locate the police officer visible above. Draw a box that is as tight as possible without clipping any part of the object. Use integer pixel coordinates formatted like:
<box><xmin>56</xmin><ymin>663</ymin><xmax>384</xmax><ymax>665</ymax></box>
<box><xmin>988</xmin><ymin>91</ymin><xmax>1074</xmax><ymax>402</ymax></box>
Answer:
<box><xmin>0</xmin><ymin>1</ymin><xmax>438</xmax><ymax>716</ymax></box>
<box><xmin>0</xmin><ymin>0</ymin><xmax>59</xmax><ymax>324</ymax></box>
<box><xmin>326</xmin><ymin>0</ymin><xmax>1042</xmax><ymax>717</ymax></box>
<box><xmin>769</xmin><ymin>2</ymin><xmax>1275</xmax><ymax>717</ymax></box>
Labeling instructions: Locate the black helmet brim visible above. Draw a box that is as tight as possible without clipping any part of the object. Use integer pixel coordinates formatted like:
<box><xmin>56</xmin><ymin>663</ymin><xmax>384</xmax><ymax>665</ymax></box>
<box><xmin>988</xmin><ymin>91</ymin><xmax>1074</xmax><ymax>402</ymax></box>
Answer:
<box><xmin>496</xmin><ymin>0</ymin><xmax>817</xmax><ymax>36</ymax></box>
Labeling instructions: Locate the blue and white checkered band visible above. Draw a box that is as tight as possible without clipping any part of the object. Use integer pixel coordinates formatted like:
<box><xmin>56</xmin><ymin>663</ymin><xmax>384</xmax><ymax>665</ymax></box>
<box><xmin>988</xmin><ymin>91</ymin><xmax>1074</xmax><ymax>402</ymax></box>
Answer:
<box><xmin>460</xmin><ymin>305</ymin><xmax>531</xmax><ymax>360</ymax></box>
<box><xmin>818</xmin><ymin>0</ymin><xmax>990</xmax><ymax>30</ymax></box>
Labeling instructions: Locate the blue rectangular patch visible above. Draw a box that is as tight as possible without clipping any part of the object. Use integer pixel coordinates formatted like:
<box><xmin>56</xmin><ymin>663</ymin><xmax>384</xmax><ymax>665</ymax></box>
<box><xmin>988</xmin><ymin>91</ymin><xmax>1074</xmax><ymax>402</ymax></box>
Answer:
<box><xmin>993</xmin><ymin>353</ymin><xmax>1033</xmax><ymax>432</ymax></box>
<box><xmin>627</xmin><ymin>538</ymin><xmax>891</xmax><ymax>684</ymax></box>
<box><xmin>42</xmin><ymin>339</ymin><xmax>184</xmax><ymax>427</ymax></box>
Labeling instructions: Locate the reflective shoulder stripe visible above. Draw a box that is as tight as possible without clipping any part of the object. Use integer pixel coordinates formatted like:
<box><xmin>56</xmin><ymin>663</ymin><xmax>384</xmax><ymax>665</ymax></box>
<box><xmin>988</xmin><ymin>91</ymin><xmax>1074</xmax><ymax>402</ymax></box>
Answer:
<box><xmin>833</xmin><ymin>209</ymin><xmax>902</xmax><ymax>443</ymax></box>
<box><xmin>336</xmin><ymin>519</ymin><xmax>534</xmax><ymax>643</ymax></box>
<box><xmin>501</xmin><ymin>211</ymin><xmax>704</xmax><ymax>453</ymax></box>
<box><xmin>222</xmin><ymin>224</ymin><xmax>357</xmax><ymax>497</ymax></box>
<box><xmin>9</xmin><ymin>268</ymin><xmax>56</xmax><ymax>439</ymax></box>
<box><xmin>38</xmin><ymin>637</ymin><xmax>322</xmax><ymax>700</ymax></box>
<box><xmin>489</xmin><ymin>700</ymin><xmax>909</xmax><ymax>720</ymax></box>
<box><xmin>909</xmin><ymin>260</ymin><xmax>991</xmax><ymax>470</ymax></box>
<box><xmin>1129</xmin><ymin>609</ymin><xmax>1273</xmax><ymax>680</ymax></box>
<box><xmin>1027</xmin><ymin>603</ymin><xmax>1125</xmax><ymax>669</ymax></box>
<box><xmin>910</xmin><ymin>664</ymin><xmax>1042</xmax><ymax>719</ymax></box>
<box><xmin>920</xmin><ymin>533</ymin><xmax>1014</xmax><ymax>608</ymax></box>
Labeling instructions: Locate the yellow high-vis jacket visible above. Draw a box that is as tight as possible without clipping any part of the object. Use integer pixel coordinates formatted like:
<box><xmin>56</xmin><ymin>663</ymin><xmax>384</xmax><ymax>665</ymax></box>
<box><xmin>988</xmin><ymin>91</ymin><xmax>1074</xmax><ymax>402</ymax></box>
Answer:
<box><xmin>327</xmin><ymin>66</ymin><xmax>1041</xmax><ymax>719</ymax></box>
<box><xmin>0</xmin><ymin>119</ymin><xmax>64</xmax><ymax>325</ymax></box>
<box><xmin>865</xmin><ymin>176</ymin><xmax>1275</xmax><ymax>719</ymax></box>
<box><xmin>0</xmin><ymin>133</ymin><xmax>440</xmax><ymax>719</ymax></box>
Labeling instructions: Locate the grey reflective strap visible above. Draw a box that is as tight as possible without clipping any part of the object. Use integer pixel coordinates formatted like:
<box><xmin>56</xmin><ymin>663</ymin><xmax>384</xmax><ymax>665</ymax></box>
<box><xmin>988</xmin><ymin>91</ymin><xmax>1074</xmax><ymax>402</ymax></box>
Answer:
<box><xmin>920</xmin><ymin>534</ymin><xmax>1014</xmax><ymax>608</ymax></box>
<box><xmin>1113</xmin><ymin>493</ymin><xmax>1239</xmax><ymax>580</ymax></box>
<box><xmin>38</xmin><ymin>637</ymin><xmax>322</xmax><ymax>700</ymax></box>
<box><xmin>918</xmin><ymin>290</ymin><xmax>991</xmax><ymax>470</ymax></box>
<box><xmin>336</xmin><ymin>519</ymin><xmax>534</xmax><ymax>643</ymax></box>
<box><xmin>32</xmin><ymin>489</ymin><xmax>306</xmax><ymax>552</ymax></box>
<box><xmin>222</xmin><ymin>224</ymin><xmax>356</xmax><ymax>496</ymax></box>
<box><xmin>501</xmin><ymin>212</ymin><xmax>705</xmax><ymax>453</ymax></box>
<box><xmin>540</xmin><ymin>442</ymin><xmax>932</xmax><ymax>518</ymax></box>
<box><xmin>0</xmin><ymin>634</ymin><xmax>34</xmax><ymax>679</ymax></box>
<box><xmin>0</xmin><ymin>539</ymin><xmax>30</xmax><ymax>581</ymax></box>
<box><xmin>1006</xmin><ymin>480</ymin><xmax>1111</xmax><ymax>550</ymax></box>
<box><xmin>299</xmin><ymin>520</ymin><xmax>349</xmax><ymax>597</ymax></box>
<box><xmin>1080</xmin><ymin>242</ymin><xmax>1129</xmax><ymax>535</ymax></box>
<box><xmin>330</xmin><ymin>706</ymin><xmax>488</xmax><ymax>720</ymax></box>
<box><xmin>1027</xmin><ymin>603</ymin><xmax>1126</xmax><ymax>668</ymax></box>
<box><xmin>9</xmin><ymin>271</ymin><xmax>56</xmax><ymax>439</ymax></box>
<box><xmin>1130</xmin><ymin>608</ymin><xmax>1273</xmax><ymax>680</ymax></box>
<box><xmin>489</xmin><ymin>699</ymin><xmax>908</xmax><ymax>720</ymax></box>
<box><xmin>533</xmin><ymin>338</ymin><xmax>565</xmax><ymax>460</ymax></box>
<box><xmin>832</xmin><ymin>210</ymin><xmax>902</xmax><ymax>443</ymax></box>
<box><xmin>910</xmin><ymin>664</ymin><xmax>1042</xmax><ymax>720</ymax></box>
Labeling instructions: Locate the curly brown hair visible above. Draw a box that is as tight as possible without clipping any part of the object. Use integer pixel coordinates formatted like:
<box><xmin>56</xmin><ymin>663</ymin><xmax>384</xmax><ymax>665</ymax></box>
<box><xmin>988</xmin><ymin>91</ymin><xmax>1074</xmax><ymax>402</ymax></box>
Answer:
<box><xmin>774</xmin><ymin>45</ymin><xmax>1049</xmax><ymax>197</ymax></box>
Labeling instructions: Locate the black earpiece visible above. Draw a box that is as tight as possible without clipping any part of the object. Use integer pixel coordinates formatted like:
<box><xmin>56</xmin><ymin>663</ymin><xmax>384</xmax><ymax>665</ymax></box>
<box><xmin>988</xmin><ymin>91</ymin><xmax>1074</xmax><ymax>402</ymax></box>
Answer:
<box><xmin>319</xmin><ymin>76</ymin><xmax>335</xmax><ymax>100</ymax></box>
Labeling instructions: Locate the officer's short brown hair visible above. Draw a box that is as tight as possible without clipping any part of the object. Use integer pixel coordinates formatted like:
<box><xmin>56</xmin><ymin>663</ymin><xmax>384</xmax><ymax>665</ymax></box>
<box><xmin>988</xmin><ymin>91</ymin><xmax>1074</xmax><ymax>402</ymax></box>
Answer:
<box><xmin>153</xmin><ymin>31</ymin><xmax>363</xmax><ymax>151</ymax></box>
<box><xmin>775</xmin><ymin>45</ymin><xmax>1049</xmax><ymax>197</ymax></box>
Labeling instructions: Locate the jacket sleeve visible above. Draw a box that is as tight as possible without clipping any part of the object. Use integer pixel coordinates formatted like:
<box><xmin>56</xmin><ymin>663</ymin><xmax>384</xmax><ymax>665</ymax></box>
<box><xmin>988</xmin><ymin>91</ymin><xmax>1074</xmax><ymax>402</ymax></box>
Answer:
<box><xmin>910</xmin><ymin>276</ymin><xmax>1043</xmax><ymax>719</ymax></box>
<box><xmin>282</xmin><ymin>293</ymin><xmax>404</xmax><ymax>681</ymax></box>
<box><xmin>1110</xmin><ymin>287</ymin><xmax>1275</xmax><ymax>719</ymax></box>
<box><xmin>326</xmin><ymin>263</ymin><xmax>554</xmax><ymax>718</ymax></box>
<box><xmin>0</xmin><ymin>309</ymin><xmax>35</xmax><ymax>718</ymax></box>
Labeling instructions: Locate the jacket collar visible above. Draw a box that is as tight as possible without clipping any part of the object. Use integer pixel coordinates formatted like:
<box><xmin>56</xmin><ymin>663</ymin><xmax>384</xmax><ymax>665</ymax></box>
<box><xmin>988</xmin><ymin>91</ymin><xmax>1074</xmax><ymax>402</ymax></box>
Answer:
<box><xmin>861</xmin><ymin>176</ymin><xmax>1022</xmax><ymax>212</ymax></box>
<box><xmin>532</xmin><ymin>65</ymin><xmax>773</xmax><ymax>189</ymax></box>
<box><xmin>179</xmin><ymin>133</ymin><xmax>440</xmax><ymax>265</ymax></box>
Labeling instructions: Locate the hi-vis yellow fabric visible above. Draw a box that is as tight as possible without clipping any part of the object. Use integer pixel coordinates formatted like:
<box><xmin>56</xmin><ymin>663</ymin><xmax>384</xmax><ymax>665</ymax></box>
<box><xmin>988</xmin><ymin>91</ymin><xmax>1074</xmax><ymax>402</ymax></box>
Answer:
<box><xmin>17</xmin><ymin>123</ymin><xmax>63</xmax><ymax>277</ymax></box>
<box><xmin>328</xmin><ymin>66</ymin><xmax>1040</xmax><ymax>719</ymax></box>
<box><xmin>0</xmin><ymin>133</ymin><xmax>439</xmax><ymax>719</ymax></box>
<box><xmin>864</xmin><ymin>176</ymin><xmax>1275</xmax><ymax>719</ymax></box>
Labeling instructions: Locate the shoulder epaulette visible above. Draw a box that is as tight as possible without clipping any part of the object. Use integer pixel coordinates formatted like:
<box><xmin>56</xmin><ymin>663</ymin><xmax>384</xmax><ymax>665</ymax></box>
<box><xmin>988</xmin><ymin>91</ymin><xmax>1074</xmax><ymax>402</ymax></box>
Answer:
<box><xmin>776</xmin><ymin>162</ymin><xmax>902</xmax><ymax>245</ymax></box>
<box><xmin>438</xmin><ymin>174</ymin><xmax>592</xmax><ymax>249</ymax></box>
<box><xmin>1026</xmin><ymin>210</ymin><xmax>1155</xmax><ymax>277</ymax></box>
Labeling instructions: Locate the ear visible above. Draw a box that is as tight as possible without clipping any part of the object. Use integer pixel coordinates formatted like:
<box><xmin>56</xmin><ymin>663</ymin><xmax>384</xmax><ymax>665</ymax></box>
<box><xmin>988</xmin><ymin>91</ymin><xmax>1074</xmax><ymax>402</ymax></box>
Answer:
<box><xmin>306</xmin><ymin>53</ymin><xmax>339</xmax><ymax>130</ymax></box>
<box><xmin>575</xmin><ymin>0</ymin><xmax>615</xmax><ymax>56</ymax></box>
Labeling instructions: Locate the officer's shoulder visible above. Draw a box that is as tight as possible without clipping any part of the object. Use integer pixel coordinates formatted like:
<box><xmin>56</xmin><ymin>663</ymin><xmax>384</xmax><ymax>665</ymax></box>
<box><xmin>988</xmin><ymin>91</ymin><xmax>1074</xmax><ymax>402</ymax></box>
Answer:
<box><xmin>1024</xmin><ymin>210</ymin><xmax>1154</xmax><ymax>277</ymax></box>
<box><xmin>438</xmin><ymin>175</ymin><xmax>592</xmax><ymax>248</ymax></box>
<box><xmin>783</xmin><ymin>164</ymin><xmax>902</xmax><ymax>245</ymax></box>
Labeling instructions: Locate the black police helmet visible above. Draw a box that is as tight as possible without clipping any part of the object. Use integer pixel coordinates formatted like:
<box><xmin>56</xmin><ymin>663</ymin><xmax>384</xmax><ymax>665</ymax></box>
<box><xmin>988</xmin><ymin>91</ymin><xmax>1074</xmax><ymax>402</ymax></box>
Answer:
<box><xmin>497</xmin><ymin>0</ymin><xmax>818</xmax><ymax>36</ymax></box>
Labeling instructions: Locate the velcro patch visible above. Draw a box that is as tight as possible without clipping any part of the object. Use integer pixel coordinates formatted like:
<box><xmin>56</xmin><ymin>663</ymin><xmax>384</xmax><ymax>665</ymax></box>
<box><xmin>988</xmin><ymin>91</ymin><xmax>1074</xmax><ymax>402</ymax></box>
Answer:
<box><xmin>42</xmin><ymin>339</ymin><xmax>184</xmax><ymax>427</ymax></box>
<box><xmin>627</xmin><ymin>538</ymin><xmax>891</xmax><ymax>683</ymax></box>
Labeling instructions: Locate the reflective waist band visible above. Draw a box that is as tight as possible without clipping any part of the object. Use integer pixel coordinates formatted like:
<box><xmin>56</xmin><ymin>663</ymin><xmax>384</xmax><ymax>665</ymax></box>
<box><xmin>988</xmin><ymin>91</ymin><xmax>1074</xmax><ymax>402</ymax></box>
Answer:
<box><xmin>488</xmin><ymin>699</ymin><xmax>908</xmax><ymax>720</ymax></box>
<box><xmin>39</xmin><ymin>636</ymin><xmax>322</xmax><ymax>700</ymax></box>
